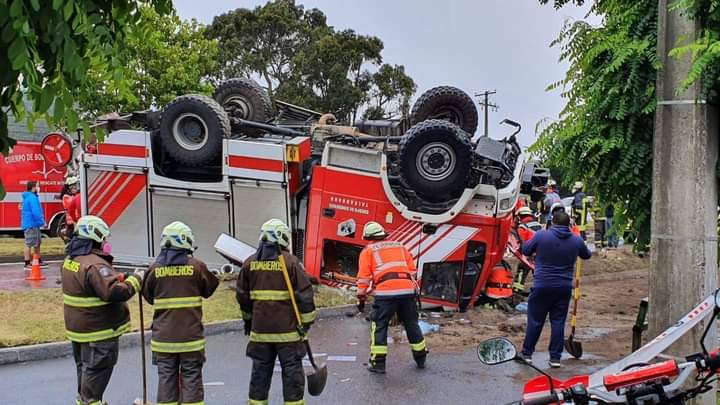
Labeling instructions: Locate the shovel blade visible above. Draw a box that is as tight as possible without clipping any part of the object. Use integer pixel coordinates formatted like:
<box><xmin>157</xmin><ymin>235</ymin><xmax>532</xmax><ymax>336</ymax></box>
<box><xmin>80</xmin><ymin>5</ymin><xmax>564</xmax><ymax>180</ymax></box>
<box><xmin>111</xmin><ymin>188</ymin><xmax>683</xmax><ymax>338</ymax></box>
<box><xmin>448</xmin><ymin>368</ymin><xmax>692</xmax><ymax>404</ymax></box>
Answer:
<box><xmin>564</xmin><ymin>336</ymin><xmax>583</xmax><ymax>359</ymax></box>
<box><xmin>306</xmin><ymin>363</ymin><xmax>328</xmax><ymax>396</ymax></box>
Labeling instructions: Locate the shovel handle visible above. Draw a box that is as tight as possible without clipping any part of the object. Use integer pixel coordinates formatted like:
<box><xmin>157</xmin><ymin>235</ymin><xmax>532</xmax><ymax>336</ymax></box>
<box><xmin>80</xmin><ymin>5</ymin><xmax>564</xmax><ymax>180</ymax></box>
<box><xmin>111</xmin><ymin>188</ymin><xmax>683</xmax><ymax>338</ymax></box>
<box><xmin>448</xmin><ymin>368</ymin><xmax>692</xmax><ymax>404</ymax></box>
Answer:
<box><xmin>137</xmin><ymin>275</ymin><xmax>148</xmax><ymax>404</ymax></box>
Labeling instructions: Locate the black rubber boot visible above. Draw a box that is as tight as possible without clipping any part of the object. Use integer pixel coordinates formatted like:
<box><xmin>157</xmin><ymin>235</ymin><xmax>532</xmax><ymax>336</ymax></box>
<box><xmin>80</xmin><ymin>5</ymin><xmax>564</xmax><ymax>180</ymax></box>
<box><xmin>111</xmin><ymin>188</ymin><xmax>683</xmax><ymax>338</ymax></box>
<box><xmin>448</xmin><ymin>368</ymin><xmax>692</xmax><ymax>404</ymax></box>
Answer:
<box><xmin>367</xmin><ymin>358</ymin><xmax>386</xmax><ymax>374</ymax></box>
<box><xmin>413</xmin><ymin>352</ymin><xmax>427</xmax><ymax>369</ymax></box>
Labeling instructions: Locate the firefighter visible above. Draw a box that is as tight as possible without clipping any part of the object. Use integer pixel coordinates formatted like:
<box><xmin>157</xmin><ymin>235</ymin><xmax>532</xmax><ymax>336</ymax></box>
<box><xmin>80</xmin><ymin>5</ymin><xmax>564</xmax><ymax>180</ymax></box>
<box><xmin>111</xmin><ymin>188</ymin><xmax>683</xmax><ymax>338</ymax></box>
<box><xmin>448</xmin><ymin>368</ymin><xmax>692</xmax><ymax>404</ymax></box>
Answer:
<box><xmin>143</xmin><ymin>221</ymin><xmax>219</xmax><ymax>405</ymax></box>
<box><xmin>549</xmin><ymin>203</ymin><xmax>581</xmax><ymax>236</ymax></box>
<box><xmin>516</xmin><ymin>206</ymin><xmax>541</xmax><ymax>243</ymax></box>
<box><xmin>60</xmin><ymin>176</ymin><xmax>81</xmax><ymax>241</ymax></box>
<box><xmin>571</xmin><ymin>181</ymin><xmax>587</xmax><ymax>239</ymax></box>
<box><xmin>62</xmin><ymin>215</ymin><xmax>143</xmax><ymax>405</ymax></box>
<box><xmin>237</xmin><ymin>218</ymin><xmax>316</xmax><ymax>405</ymax></box>
<box><xmin>357</xmin><ymin>221</ymin><xmax>428</xmax><ymax>374</ymax></box>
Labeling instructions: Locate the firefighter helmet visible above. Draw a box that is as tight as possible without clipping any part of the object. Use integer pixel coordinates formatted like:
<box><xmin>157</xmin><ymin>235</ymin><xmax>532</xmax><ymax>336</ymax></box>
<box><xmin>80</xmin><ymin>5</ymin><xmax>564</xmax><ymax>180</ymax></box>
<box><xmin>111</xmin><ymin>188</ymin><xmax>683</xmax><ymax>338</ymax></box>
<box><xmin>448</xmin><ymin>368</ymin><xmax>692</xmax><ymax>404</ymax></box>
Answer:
<box><xmin>547</xmin><ymin>179</ymin><xmax>557</xmax><ymax>187</ymax></box>
<box><xmin>363</xmin><ymin>221</ymin><xmax>387</xmax><ymax>239</ymax></box>
<box><xmin>65</xmin><ymin>176</ymin><xmax>79</xmax><ymax>186</ymax></box>
<box><xmin>516</xmin><ymin>207</ymin><xmax>533</xmax><ymax>217</ymax></box>
<box><xmin>160</xmin><ymin>221</ymin><xmax>195</xmax><ymax>250</ymax></box>
<box><xmin>76</xmin><ymin>216</ymin><xmax>111</xmax><ymax>243</ymax></box>
<box><xmin>260</xmin><ymin>218</ymin><xmax>291</xmax><ymax>248</ymax></box>
<box><xmin>485</xmin><ymin>263</ymin><xmax>513</xmax><ymax>299</ymax></box>
<box><xmin>572</xmin><ymin>181</ymin><xmax>584</xmax><ymax>191</ymax></box>
<box><xmin>550</xmin><ymin>202</ymin><xmax>565</xmax><ymax>214</ymax></box>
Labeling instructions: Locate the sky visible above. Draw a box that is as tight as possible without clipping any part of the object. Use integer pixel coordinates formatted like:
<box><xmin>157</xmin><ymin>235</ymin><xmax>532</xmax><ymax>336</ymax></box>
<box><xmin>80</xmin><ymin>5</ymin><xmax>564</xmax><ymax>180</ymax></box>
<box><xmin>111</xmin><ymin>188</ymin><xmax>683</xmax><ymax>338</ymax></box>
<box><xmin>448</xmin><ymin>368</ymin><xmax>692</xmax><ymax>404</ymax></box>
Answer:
<box><xmin>174</xmin><ymin>0</ymin><xmax>596</xmax><ymax>148</ymax></box>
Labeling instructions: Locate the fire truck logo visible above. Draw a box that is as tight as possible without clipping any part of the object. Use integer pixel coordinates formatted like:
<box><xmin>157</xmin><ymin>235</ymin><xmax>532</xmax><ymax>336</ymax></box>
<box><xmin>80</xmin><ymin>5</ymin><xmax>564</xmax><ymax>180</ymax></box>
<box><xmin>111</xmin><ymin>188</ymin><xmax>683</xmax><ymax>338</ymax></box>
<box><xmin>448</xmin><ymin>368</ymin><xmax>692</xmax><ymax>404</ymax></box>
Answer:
<box><xmin>328</xmin><ymin>196</ymin><xmax>369</xmax><ymax>215</ymax></box>
<box><xmin>337</xmin><ymin>219</ymin><xmax>356</xmax><ymax>238</ymax></box>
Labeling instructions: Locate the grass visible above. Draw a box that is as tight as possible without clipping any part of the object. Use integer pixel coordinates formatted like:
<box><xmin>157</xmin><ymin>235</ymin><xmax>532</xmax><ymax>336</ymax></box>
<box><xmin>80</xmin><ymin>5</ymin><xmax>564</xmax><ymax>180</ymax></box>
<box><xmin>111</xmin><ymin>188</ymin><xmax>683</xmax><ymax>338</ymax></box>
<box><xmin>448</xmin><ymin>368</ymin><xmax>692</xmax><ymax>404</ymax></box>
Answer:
<box><xmin>0</xmin><ymin>282</ymin><xmax>354</xmax><ymax>347</ymax></box>
<box><xmin>0</xmin><ymin>237</ymin><xmax>66</xmax><ymax>257</ymax></box>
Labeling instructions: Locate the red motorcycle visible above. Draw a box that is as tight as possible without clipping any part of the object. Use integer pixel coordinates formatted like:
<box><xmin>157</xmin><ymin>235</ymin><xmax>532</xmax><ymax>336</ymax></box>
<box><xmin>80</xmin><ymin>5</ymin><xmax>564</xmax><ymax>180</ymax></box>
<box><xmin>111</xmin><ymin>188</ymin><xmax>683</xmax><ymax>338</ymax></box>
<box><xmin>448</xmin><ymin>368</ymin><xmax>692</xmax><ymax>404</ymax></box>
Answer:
<box><xmin>478</xmin><ymin>289</ymin><xmax>720</xmax><ymax>404</ymax></box>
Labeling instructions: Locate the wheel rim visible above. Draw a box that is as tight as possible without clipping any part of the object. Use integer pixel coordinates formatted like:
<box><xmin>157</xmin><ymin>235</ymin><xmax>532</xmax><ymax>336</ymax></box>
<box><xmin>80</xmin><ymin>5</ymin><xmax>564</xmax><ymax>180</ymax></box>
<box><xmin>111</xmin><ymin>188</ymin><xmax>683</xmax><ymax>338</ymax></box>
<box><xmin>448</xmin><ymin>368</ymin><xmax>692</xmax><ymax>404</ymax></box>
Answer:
<box><xmin>172</xmin><ymin>113</ymin><xmax>209</xmax><ymax>151</ymax></box>
<box><xmin>416</xmin><ymin>142</ymin><xmax>456</xmax><ymax>181</ymax></box>
<box><xmin>223</xmin><ymin>95</ymin><xmax>254</xmax><ymax>119</ymax></box>
<box><xmin>428</xmin><ymin>106</ymin><xmax>464</xmax><ymax>127</ymax></box>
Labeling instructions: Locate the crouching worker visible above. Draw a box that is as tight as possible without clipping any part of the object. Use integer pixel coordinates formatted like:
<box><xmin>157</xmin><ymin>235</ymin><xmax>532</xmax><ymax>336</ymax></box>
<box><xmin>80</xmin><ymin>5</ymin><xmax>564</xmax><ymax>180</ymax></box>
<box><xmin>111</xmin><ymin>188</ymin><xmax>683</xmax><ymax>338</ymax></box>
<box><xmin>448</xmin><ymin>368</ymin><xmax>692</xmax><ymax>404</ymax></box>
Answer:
<box><xmin>143</xmin><ymin>221</ymin><xmax>219</xmax><ymax>405</ymax></box>
<box><xmin>237</xmin><ymin>219</ymin><xmax>316</xmax><ymax>405</ymax></box>
<box><xmin>357</xmin><ymin>221</ymin><xmax>428</xmax><ymax>374</ymax></box>
<box><xmin>62</xmin><ymin>215</ymin><xmax>143</xmax><ymax>405</ymax></box>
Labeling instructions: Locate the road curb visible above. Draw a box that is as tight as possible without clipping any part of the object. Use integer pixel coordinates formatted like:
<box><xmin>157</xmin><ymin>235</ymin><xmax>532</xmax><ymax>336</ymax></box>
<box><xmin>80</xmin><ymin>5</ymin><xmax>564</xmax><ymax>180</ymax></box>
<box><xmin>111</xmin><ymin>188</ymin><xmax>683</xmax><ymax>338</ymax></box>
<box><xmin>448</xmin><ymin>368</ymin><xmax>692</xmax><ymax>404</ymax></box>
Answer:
<box><xmin>0</xmin><ymin>304</ymin><xmax>356</xmax><ymax>366</ymax></box>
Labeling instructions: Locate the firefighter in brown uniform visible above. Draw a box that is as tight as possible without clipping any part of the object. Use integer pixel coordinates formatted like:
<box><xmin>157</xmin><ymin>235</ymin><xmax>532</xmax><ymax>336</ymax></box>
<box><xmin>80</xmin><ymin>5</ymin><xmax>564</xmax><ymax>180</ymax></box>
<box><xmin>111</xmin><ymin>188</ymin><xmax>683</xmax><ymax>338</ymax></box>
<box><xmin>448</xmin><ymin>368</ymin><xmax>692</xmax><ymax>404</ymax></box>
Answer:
<box><xmin>143</xmin><ymin>222</ymin><xmax>219</xmax><ymax>405</ymax></box>
<box><xmin>237</xmin><ymin>219</ymin><xmax>316</xmax><ymax>405</ymax></box>
<box><xmin>62</xmin><ymin>215</ymin><xmax>143</xmax><ymax>405</ymax></box>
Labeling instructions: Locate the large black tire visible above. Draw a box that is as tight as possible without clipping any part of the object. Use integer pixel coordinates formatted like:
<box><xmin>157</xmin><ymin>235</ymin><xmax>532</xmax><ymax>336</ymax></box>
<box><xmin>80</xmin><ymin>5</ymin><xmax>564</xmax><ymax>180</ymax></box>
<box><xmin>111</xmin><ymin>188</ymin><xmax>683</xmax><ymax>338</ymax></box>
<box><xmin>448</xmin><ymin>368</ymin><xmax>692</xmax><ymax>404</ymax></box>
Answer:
<box><xmin>410</xmin><ymin>86</ymin><xmax>479</xmax><ymax>135</ymax></box>
<box><xmin>159</xmin><ymin>94</ymin><xmax>230</xmax><ymax>167</ymax></box>
<box><xmin>399</xmin><ymin>119</ymin><xmax>473</xmax><ymax>201</ymax></box>
<box><xmin>213</xmin><ymin>78</ymin><xmax>274</xmax><ymax>137</ymax></box>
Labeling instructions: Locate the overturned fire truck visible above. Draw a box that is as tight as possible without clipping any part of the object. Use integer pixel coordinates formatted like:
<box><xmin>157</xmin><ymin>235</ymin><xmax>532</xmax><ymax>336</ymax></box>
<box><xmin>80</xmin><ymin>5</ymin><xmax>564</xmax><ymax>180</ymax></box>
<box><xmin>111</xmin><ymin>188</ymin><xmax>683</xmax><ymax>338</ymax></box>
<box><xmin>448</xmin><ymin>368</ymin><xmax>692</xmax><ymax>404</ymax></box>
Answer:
<box><xmin>43</xmin><ymin>79</ymin><xmax>548</xmax><ymax>311</ymax></box>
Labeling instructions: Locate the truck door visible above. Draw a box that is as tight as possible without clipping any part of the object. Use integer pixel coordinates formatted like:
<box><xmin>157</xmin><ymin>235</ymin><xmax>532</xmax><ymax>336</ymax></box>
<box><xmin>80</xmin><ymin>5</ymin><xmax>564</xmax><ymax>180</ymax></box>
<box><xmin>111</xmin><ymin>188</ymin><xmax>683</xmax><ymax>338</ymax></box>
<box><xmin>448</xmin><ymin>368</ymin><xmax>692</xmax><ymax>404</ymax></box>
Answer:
<box><xmin>83</xmin><ymin>165</ymin><xmax>151</xmax><ymax>261</ymax></box>
<box><xmin>231</xmin><ymin>179</ymin><xmax>290</xmax><ymax>249</ymax></box>
<box><xmin>150</xmin><ymin>187</ymin><xmax>231</xmax><ymax>267</ymax></box>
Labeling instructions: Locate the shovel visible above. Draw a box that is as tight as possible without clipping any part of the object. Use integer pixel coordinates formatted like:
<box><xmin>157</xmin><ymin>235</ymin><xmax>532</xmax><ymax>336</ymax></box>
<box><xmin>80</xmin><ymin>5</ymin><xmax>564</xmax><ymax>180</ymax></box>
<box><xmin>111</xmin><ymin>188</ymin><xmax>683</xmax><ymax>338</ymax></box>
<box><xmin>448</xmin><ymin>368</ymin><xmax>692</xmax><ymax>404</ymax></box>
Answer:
<box><xmin>133</xmin><ymin>271</ymin><xmax>154</xmax><ymax>405</ymax></box>
<box><xmin>564</xmin><ymin>258</ymin><xmax>584</xmax><ymax>359</ymax></box>
<box><xmin>278</xmin><ymin>255</ymin><xmax>328</xmax><ymax>396</ymax></box>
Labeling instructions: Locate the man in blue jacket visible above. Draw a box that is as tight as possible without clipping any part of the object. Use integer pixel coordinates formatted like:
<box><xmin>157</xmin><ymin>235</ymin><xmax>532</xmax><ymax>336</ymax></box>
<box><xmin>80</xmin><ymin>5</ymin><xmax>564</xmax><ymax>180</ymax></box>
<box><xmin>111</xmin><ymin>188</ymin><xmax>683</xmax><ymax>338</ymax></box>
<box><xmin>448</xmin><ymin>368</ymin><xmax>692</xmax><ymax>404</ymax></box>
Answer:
<box><xmin>21</xmin><ymin>181</ymin><xmax>45</xmax><ymax>270</ymax></box>
<box><xmin>520</xmin><ymin>211</ymin><xmax>591</xmax><ymax>367</ymax></box>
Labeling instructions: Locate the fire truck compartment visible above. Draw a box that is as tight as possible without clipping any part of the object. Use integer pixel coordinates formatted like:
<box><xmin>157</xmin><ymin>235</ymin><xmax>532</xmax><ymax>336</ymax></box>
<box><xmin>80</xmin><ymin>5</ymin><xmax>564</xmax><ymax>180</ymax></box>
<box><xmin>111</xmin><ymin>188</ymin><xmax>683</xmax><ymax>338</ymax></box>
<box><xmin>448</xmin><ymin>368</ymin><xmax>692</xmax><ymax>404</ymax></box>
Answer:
<box><xmin>83</xmin><ymin>165</ymin><xmax>151</xmax><ymax>261</ymax></box>
<box><xmin>420</xmin><ymin>261</ymin><xmax>462</xmax><ymax>303</ymax></box>
<box><xmin>149</xmin><ymin>187</ymin><xmax>231</xmax><ymax>267</ymax></box>
<box><xmin>321</xmin><ymin>240</ymin><xmax>362</xmax><ymax>284</ymax></box>
<box><xmin>231</xmin><ymin>179</ymin><xmax>291</xmax><ymax>248</ymax></box>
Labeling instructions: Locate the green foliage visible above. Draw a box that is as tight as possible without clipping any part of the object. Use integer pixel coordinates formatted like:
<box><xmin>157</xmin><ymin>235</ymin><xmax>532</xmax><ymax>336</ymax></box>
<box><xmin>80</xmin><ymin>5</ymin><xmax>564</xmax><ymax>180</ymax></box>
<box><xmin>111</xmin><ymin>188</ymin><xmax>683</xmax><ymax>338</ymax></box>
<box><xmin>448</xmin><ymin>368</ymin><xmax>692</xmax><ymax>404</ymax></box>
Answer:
<box><xmin>205</xmin><ymin>0</ymin><xmax>415</xmax><ymax>122</ymax></box>
<box><xmin>668</xmin><ymin>0</ymin><xmax>720</xmax><ymax>103</ymax></box>
<box><xmin>76</xmin><ymin>7</ymin><xmax>218</xmax><ymax>117</ymax></box>
<box><xmin>366</xmin><ymin>64</ymin><xmax>417</xmax><ymax>119</ymax></box>
<box><xmin>532</xmin><ymin>0</ymin><xmax>659</xmax><ymax>249</ymax></box>
<box><xmin>0</xmin><ymin>0</ymin><xmax>172</xmax><ymax>197</ymax></box>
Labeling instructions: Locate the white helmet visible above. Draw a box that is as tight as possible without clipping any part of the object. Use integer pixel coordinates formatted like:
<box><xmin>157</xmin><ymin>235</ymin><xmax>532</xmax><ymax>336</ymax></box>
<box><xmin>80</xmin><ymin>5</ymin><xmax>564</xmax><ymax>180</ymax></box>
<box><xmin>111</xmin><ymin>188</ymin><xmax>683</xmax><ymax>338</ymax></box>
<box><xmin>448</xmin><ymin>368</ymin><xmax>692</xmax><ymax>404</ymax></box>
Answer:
<box><xmin>260</xmin><ymin>219</ymin><xmax>291</xmax><ymax>248</ymax></box>
<box><xmin>160</xmin><ymin>221</ymin><xmax>195</xmax><ymax>250</ymax></box>
<box><xmin>76</xmin><ymin>215</ymin><xmax>110</xmax><ymax>243</ymax></box>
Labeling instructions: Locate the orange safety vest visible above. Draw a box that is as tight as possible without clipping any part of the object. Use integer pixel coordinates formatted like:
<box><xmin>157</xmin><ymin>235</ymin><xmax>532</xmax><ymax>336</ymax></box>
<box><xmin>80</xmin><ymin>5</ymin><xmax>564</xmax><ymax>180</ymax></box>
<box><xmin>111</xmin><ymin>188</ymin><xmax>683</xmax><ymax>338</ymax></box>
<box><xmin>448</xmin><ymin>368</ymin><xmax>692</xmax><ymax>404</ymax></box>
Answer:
<box><xmin>357</xmin><ymin>241</ymin><xmax>417</xmax><ymax>297</ymax></box>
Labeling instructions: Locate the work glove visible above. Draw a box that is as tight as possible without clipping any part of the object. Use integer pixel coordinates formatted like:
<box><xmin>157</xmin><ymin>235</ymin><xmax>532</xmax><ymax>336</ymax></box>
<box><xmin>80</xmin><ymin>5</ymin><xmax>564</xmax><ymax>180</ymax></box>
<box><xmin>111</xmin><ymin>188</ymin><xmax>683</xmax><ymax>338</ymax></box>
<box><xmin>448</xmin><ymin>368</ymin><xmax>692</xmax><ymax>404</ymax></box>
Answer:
<box><xmin>301</xmin><ymin>323</ymin><xmax>312</xmax><ymax>333</ymax></box>
<box><xmin>357</xmin><ymin>299</ymin><xmax>366</xmax><ymax>313</ymax></box>
<box><xmin>243</xmin><ymin>320</ymin><xmax>252</xmax><ymax>336</ymax></box>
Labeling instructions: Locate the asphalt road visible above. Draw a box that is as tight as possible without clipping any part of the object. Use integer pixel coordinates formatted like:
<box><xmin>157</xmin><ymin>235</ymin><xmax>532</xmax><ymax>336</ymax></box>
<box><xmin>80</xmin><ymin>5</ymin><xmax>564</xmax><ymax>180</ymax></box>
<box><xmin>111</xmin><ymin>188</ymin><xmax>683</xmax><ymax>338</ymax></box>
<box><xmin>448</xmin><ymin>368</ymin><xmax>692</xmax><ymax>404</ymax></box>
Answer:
<box><xmin>0</xmin><ymin>316</ymin><xmax>600</xmax><ymax>405</ymax></box>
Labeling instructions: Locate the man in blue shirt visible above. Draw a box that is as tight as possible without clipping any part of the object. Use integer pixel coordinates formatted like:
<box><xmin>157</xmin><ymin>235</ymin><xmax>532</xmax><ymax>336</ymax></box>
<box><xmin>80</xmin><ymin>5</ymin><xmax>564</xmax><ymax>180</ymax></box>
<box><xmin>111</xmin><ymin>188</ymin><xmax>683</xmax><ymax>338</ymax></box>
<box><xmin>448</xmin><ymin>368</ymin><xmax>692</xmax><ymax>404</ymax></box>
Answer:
<box><xmin>21</xmin><ymin>181</ymin><xmax>45</xmax><ymax>270</ymax></box>
<box><xmin>520</xmin><ymin>211</ymin><xmax>591</xmax><ymax>367</ymax></box>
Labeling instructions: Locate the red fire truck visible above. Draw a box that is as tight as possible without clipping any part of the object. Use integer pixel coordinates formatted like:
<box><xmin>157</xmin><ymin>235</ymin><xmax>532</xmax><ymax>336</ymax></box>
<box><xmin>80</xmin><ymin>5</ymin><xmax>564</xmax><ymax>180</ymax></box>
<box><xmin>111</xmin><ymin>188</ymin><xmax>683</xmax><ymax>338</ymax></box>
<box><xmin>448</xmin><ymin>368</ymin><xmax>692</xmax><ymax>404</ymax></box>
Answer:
<box><xmin>42</xmin><ymin>80</ymin><xmax>547</xmax><ymax>310</ymax></box>
<box><xmin>1</xmin><ymin>117</ymin><xmax>68</xmax><ymax>235</ymax></box>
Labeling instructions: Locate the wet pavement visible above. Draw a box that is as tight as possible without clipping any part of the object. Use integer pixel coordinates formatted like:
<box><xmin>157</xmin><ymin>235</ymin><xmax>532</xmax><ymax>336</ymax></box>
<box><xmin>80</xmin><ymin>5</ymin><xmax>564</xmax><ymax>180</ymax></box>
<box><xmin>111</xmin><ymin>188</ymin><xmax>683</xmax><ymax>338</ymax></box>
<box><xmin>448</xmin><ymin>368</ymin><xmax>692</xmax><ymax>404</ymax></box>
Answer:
<box><xmin>0</xmin><ymin>315</ymin><xmax>607</xmax><ymax>405</ymax></box>
<box><xmin>0</xmin><ymin>260</ymin><xmax>62</xmax><ymax>290</ymax></box>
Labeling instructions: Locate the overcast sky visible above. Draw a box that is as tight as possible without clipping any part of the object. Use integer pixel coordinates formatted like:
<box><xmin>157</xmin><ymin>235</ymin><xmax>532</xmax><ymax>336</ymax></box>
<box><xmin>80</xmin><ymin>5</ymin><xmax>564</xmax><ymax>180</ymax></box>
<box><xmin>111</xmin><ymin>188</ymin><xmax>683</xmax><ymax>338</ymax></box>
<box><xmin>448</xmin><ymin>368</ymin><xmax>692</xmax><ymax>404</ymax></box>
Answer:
<box><xmin>174</xmin><ymin>0</ymin><xmax>595</xmax><ymax>148</ymax></box>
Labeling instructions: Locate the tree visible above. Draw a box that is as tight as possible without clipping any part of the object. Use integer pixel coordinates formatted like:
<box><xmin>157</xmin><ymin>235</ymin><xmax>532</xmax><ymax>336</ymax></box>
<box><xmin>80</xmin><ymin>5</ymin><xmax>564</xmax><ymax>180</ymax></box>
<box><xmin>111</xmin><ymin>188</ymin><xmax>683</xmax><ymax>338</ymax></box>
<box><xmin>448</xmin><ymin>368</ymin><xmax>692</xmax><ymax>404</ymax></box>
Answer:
<box><xmin>206</xmin><ymin>0</ymin><xmax>414</xmax><ymax>123</ymax></box>
<box><xmin>76</xmin><ymin>7</ymin><xmax>218</xmax><ymax>117</ymax></box>
<box><xmin>205</xmin><ymin>0</ymin><xmax>326</xmax><ymax>98</ymax></box>
<box><xmin>365</xmin><ymin>64</ymin><xmax>417</xmax><ymax>119</ymax></box>
<box><xmin>537</xmin><ymin>0</ymin><xmax>720</xmax><ymax>249</ymax></box>
<box><xmin>0</xmin><ymin>0</ymin><xmax>172</xmax><ymax>198</ymax></box>
<box><xmin>532</xmin><ymin>0</ymin><xmax>659</xmax><ymax>248</ymax></box>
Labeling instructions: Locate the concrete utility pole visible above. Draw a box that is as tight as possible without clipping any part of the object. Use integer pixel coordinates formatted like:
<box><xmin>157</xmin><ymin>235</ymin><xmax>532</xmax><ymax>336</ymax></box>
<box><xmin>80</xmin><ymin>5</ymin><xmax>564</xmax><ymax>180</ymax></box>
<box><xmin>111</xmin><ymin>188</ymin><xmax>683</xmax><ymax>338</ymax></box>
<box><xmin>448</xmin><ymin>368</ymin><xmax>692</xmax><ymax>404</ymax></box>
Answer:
<box><xmin>651</xmin><ymin>2</ymin><xmax>718</xmax><ymax>404</ymax></box>
<box><xmin>475</xmin><ymin>90</ymin><xmax>498</xmax><ymax>137</ymax></box>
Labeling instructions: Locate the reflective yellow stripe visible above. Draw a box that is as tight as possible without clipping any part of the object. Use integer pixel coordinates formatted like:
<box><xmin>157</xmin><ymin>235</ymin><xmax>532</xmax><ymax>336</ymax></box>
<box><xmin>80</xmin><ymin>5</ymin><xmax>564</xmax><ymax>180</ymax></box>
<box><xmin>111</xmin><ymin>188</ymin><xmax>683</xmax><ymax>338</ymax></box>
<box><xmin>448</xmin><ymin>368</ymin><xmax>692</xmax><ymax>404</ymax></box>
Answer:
<box><xmin>126</xmin><ymin>275</ymin><xmax>141</xmax><ymax>292</ymax></box>
<box><xmin>153</xmin><ymin>296</ymin><xmax>202</xmax><ymax>310</ymax></box>
<box><xmin>248</xmin><ymin>400</ymin><xmax>269</xmax><ymax>405</ymax></box>
<box><xmin>300</xmin><ymin>310</ymin><xmax>316</xmax><ymax>323</ymax></box>
<box><xmin>158</xmin><ymin>402</ymin><xmax>178</xmax><ymax>405</ymax></box>
<box><xmin>66</xmin><ymin>322</ymin><xmax>130</xmax><ymax>343</ymax></box>
<box><xmin>151</xmin><ymin>338</ymin><xmax>206</xmax><ymax>353</ymax></box>
<box><xmin>250</xmin><ymin>331</ymin><xmax>301</xmax><ymax>343</ymax></box>
<box><xmin>250</xmin><ymin>290</ymin><xmax>291</xmax><ymax>301</ymax></box>
<box><xmin>370</xmin><ymin>321</ymin><xmax>388</xmax><ymax>357</ymax></box>
<box><xmin>284</xmin><ymin>401</ymin><xmax>305</xmax><ymax>405</ymax></box>
<box><xmin>63</xmin><ymin>294</ymin><xmax>109</xmax><ymax>308</ymax></box>
<box><xmin>183</xmin><ymin>402</ymin><xmax>204</xmax><ymax>405</ymax></box>
<box><xmin>241</xmin><ymin>310</ymin><xmax>253</xmax><ymax>321</ymax></box>
<box><xmin>88</xmin><ymin>401</ymin><xmax>102</xmax><ymax>405</ymax></box>
<box><xmin>410</xmin><ymin>339</ymin><xmax>427</xmax><ymax>352</ymax></box>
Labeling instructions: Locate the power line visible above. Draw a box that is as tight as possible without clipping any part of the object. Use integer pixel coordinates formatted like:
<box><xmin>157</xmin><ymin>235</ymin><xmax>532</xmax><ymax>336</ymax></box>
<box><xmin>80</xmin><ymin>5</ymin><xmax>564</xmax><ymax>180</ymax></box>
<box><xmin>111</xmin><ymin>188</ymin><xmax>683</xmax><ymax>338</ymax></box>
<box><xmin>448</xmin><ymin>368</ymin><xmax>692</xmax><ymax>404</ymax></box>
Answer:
<box><xmin>475</xmin><ymin>90</ymin><xmax>499</xmax><ymax>137</ymax></box>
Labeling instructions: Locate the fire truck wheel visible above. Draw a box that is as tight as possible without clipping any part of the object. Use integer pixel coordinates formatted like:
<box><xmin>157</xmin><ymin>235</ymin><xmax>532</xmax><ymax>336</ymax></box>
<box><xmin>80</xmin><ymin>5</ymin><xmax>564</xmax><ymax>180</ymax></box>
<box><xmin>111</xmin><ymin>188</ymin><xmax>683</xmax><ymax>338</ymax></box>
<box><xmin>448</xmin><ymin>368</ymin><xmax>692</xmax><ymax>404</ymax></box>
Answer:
<box><xmin>160</xmin><ymin>94</ymin><xmax>230</xmax><ymax>167</ymax></box>
<box><xmin>399</xmin><ymin>119</ymin><xmax>473</xmax><ymax>201</ymax></box>
<box><xmin>213</xmin><ymin>78</ymin><xmax>274</xmax><ymax>137</ymax></box>
<box><xmin>410</xmin><ymin>86</ymin><xmax>478</xmax><ymax>135</ymax></box>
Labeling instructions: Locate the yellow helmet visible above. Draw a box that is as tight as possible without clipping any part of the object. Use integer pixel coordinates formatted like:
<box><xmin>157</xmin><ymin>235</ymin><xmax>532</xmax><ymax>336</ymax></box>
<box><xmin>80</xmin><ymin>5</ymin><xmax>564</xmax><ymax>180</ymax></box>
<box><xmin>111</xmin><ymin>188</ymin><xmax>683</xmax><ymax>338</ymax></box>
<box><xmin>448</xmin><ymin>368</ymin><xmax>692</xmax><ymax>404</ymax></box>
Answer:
<box><xmin>65</xmin><ymin>176</ymin><xmax>79</xmax><ymax>186</ymax></box>
<box><xmin>363</xmin><ymin>221</ymin><xmax>387</xmax><ymax>239</ymax></box>
<box><xmin>160</xmin><ymin>221</ymin><xmax>195</xmax><ymax>250</ymax></box>
<box><xmin>260</xmin><ymin>218</ymin><xmax>291</xmax><ymax>248</ymax></box>
<box><xmin>76</xmin><ymin>215</ymin><xmax>110</xmax><ymax>243</ymax></box>
<box><xmin>573</xmin><ymin>181</ymin><xmax>584</xmax><ymax>191</ymax></box>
